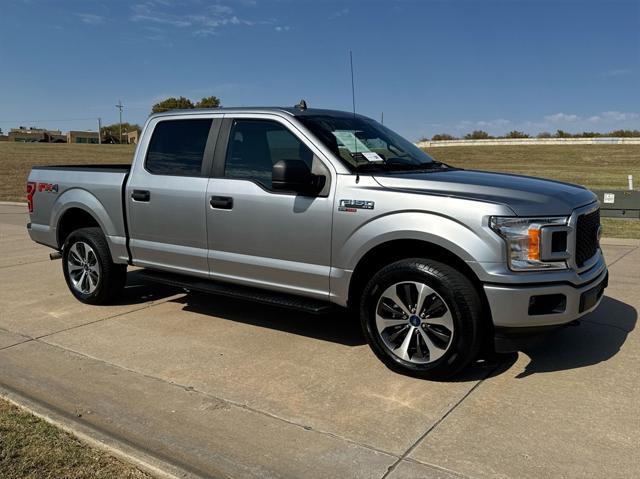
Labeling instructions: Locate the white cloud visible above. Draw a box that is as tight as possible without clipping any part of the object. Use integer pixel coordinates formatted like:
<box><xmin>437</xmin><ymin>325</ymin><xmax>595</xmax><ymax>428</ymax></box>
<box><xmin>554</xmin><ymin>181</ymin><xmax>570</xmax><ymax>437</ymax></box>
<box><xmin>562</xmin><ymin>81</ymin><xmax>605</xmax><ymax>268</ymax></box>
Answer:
<box><xmin>130</xmin><ymin>1</ymin><xmax>257</xmax><ymax>34</ymax></box>
<box><xmin>544</xmin><ymin>112</ymin><xmax>580</xmax><ymax>123</ymax></box>
<box><xmin>76</xmin><ymin>13</ymin><xmax>105</xmax><ymax>25</ymax></box>
<box><xmin>274</xmin><ymin>25</ymin><xmax>290</xmax><ymax>32</ymax></box>
<box><xmin>329</xmin><ymin>8</ymin><xmax>349</xmax><ymax>19</ymax></box>
<box><xmin>435</xmin><ymin>110</ymin><xmax>639</xmax><ymax>137</ymax></box>
<box><xmin>603</xmin><ymin>68</ymin><xmax>632</xmax><ymax>77</ymax></box>
<box><xmin>476</xmin><ymin>118</ymin><xmax>511</xmax><ymax>128</ymax></box>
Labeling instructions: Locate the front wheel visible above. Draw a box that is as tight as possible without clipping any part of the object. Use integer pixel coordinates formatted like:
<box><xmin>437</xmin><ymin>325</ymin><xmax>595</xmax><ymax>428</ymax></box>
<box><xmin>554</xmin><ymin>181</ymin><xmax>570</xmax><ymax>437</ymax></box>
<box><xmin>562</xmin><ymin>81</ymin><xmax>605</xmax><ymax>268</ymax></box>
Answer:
<box><xmin>62</xmin><ymin>227</ymin><xmax>126</xmax><ymax>305</ymax></box>
<box><xmin>360</xmin><ymin>258</ymin><xmax>484</xmax><ymax>380</ymax></box>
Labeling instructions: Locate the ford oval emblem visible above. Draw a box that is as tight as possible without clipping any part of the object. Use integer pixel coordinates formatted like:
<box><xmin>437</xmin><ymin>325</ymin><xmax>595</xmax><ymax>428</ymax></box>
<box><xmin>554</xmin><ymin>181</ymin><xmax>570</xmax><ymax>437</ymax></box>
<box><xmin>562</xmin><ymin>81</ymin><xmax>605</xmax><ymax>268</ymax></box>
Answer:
<box><xmin>596</xmin><ymin>225</ymin><xmax>603</xmax><ymax>244</ymax></box>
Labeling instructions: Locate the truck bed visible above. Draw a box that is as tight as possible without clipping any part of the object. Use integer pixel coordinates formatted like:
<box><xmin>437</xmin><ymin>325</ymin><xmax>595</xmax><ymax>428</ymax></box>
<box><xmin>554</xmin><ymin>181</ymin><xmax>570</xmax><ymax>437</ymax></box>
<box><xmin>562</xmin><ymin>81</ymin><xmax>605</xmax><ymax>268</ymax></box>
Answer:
<box><xmin>27</xmin><ymin>164</ymin><xmax>131</xmax><ymax>263</ymax></box>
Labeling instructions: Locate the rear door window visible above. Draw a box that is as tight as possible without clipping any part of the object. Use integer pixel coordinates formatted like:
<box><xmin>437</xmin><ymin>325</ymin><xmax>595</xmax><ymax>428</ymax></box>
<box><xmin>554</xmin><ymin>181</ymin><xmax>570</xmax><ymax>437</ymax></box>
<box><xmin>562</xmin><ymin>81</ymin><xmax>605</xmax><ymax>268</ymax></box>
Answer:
<box><xmin>146</xmin><ymin>119</ymin><xmax>212</xmax><ymax>176</ymax></box>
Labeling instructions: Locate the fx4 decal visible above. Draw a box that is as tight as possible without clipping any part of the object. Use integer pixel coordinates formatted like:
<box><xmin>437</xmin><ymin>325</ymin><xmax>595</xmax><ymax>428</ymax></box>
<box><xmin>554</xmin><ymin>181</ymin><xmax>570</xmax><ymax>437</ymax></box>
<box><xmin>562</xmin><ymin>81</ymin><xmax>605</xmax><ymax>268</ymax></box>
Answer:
<box><xmin>38</xmin><ymin>183</ymin><xmax>59</xmax><ymax>193</ymax></box>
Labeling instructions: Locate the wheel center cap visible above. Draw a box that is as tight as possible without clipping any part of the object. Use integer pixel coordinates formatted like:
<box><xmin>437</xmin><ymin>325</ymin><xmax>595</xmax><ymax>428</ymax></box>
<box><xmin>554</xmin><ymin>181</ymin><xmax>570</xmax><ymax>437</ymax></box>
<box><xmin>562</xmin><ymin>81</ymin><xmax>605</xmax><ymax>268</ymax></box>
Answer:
<box><xmin>409</xmin><ymin>315</ymin><xmax>421</xmax><ymax>327</ymax></box>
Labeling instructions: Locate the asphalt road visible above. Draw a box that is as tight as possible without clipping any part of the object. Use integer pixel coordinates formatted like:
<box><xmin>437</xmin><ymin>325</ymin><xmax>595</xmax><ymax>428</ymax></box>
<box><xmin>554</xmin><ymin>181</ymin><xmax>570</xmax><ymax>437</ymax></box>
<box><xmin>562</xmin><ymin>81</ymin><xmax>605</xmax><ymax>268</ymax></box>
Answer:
<box><xmin>0</xmin><ymin>203</ymin><xmax>638</xmax><ymax>479</ymax></box>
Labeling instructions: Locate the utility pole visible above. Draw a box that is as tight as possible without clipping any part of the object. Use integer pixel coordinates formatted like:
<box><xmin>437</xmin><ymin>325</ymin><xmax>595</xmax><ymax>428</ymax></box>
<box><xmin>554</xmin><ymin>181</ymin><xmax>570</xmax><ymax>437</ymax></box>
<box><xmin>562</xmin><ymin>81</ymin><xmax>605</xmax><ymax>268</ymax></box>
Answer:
<box><xmin>381</xmin><ymin>112</ymin><xmax>384</xmax><ymax>125</ymax></box>
<box><xmin>97</xmin><ymin>117</ymin><xmax>102</xmax><ymax>144</ymax></box>
<box><xmin>115</xmin><ymin>100</ymin><xmax>124</xmax><ymax>144</ymax></box>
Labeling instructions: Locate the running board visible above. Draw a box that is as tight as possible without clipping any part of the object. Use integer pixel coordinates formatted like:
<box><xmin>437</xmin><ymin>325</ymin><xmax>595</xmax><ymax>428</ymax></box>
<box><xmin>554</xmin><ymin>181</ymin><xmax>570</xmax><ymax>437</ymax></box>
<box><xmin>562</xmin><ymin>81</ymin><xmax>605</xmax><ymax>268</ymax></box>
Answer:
<box><xmin>138</xmin><ymin>269</ymin><xmax>333</xmax><ymax>314</ymax></box>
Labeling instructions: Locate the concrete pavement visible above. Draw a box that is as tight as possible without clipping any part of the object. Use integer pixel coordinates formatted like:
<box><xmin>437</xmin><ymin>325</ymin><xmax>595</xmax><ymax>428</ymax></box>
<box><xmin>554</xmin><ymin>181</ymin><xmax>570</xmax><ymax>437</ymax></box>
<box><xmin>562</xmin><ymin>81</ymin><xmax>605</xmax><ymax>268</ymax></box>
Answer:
<box><xmin>0</xmin><ymin>203</ymin><xmax>638</xmax><ymax>478</ymax></box>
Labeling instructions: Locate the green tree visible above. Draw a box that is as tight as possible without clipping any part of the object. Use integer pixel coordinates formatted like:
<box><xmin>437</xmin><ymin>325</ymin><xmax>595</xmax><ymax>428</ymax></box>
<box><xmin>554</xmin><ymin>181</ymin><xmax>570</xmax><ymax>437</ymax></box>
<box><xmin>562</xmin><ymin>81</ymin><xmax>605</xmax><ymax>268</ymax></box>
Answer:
<box><xmin>151</xmin><ymin>96</ymin><xmax>195</xmax><ymax>114</ymax></box>
<box><xmin>195</xmin><ymin>96</ymin><xmax>221</xmax><ymax>109</ymax></box>
<box><xmin>536</xmin><ymin>131</ymin><xmax>552</xmax><ymax>138</ymax></box>
<box><xmin>505</xmin><ymin>130</ymin><xmax>529</xmax><ymax>139</ymax></box>
<box><xmin>430</xmin><ymin>133</ymin><xmax>457</xmax><ymax>141</ymax></box>
<box><xmin>464</xmin><ymin>130</ymin><xmax>492</xmax><ymax>140</ymax></box>
<box><xmin>100</xmin><ymin>122</ymin><xmax>142</xmax><ymax>143</ymax></box>
<box><xmin>609</xmin><ymin>129</ymin><xmax>640</xmax><ymax>137</ymax></box>
<box><xmin>554</xmin><ymin>129</ymin><xmax>572</xmax><ymax>138</ymax></box>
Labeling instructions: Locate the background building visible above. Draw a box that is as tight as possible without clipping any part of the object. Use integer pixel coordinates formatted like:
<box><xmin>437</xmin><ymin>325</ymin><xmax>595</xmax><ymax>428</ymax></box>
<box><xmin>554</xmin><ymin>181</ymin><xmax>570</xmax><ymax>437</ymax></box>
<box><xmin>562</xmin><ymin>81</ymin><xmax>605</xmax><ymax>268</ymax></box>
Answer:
<box><xmin>67</xmin><ymin>131</ymin><xmax>100</xmax><ymax>144</ymax></box>
<box><xmin>8</xmin><ymin>127</ymin><xmax>66</xmax><ymax>142</ymax></box>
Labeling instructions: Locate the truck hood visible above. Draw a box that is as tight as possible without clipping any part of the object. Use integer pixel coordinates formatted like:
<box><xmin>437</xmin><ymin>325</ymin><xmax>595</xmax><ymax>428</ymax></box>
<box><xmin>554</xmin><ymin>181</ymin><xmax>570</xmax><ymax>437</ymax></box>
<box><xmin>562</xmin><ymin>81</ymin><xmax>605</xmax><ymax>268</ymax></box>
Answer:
<box><xmin>373</xmin><ymin>169</ymin><xmax>597</xmax><ymax>216</ymax></box>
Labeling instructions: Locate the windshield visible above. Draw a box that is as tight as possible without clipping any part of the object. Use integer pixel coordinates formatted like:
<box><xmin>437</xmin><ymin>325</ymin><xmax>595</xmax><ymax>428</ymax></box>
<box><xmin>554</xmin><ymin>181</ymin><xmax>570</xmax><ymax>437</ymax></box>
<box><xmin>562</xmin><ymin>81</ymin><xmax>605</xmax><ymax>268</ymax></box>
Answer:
<box><xmin>298</xmin><ymin>114</ymin><xmax>439</xmax><ymax>172</ymax></box>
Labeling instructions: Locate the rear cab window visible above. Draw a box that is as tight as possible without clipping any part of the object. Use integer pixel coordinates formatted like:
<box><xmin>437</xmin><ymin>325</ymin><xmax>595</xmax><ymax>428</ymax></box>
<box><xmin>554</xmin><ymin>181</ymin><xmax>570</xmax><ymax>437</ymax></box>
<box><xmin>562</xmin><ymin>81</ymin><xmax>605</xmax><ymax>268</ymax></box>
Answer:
<box><xmin>145</xmin><ymin>119</ymin><xmax>213</xmax><ymax>176</ymax></box>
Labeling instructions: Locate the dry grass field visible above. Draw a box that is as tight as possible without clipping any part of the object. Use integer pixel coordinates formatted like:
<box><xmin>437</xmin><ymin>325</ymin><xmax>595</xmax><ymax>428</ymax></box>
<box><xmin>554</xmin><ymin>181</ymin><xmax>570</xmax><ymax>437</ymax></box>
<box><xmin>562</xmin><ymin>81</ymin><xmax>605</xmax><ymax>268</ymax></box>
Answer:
<box><xmin>424</xmin><ymin>144</ymin><xmax>640</xmax><ymax>190</ymax></box>
<box><xmin>0</xmin><ymin>143</ymin><xmax>134</xmax><ymax>202</ymax></box>
<box><xmin>0</xmin><ymin>142</ymin><xmax>638</xmax><ymax>237</ymax></box>
<box><xmin>0</xmin><ymin>398</ymin><xmax>150</xmax><ymax>479</ymax></box>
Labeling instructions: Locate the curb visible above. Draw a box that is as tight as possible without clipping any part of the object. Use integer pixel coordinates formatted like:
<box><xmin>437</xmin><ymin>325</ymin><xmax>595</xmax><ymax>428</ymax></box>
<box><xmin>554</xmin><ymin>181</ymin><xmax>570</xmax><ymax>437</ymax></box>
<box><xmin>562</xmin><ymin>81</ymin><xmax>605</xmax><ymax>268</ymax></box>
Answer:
<box><xmin>0</xmin><ymin>201</ymin><xmax>27</xmax><ymax>206</ymax></box>
<box><xmin>600</xmin><ymin>237</ymin><xmax>640</xmax><ymax>247</ymax></box>
<box><xmin>0</xmin><ymin>386</ymin><xmax>196</xmax><ymax>479</ymax></box>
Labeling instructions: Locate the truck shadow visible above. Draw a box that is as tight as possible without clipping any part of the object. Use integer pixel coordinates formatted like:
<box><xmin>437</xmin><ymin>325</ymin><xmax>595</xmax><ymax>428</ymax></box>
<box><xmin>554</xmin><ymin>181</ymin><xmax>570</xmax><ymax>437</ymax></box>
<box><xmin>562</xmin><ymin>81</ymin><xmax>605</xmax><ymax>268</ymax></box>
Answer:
<box><xmin>175</xmin><ymin>291</ymin><xmax>367</xmax><ymax>347</ymax></box>
<box><xmin>119</xmin><ymin>274</ymin><xmax>635</xmax><ymax>381</ymax></box>
<box><xmin>515</xmin><ymin>296</ymin><xmax>636</xmax><ymax>378</ymax></box>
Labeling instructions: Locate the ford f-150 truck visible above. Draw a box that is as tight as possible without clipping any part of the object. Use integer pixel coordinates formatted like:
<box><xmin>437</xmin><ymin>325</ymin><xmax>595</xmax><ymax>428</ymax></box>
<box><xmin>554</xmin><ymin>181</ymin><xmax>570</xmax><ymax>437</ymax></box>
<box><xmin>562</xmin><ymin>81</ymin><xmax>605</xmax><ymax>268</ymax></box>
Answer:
<box><xmin>26</xmin><ymin>105</ymin><xmax>608</xmax><ymax>379</ymax></box>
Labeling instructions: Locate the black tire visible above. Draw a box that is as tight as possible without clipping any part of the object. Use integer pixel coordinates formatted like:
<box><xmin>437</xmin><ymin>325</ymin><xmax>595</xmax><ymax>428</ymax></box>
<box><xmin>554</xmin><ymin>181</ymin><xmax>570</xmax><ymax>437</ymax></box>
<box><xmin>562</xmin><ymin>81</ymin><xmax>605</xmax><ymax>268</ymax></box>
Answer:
<box><xmin>62</xmin><ymin>227</ymin><xmax>127</xmax><ymax>305</ymax></box>
<box><xmin>360</xmin><ymin>258</ymin><xmax>483</xmax><ymax>380</ymax></box>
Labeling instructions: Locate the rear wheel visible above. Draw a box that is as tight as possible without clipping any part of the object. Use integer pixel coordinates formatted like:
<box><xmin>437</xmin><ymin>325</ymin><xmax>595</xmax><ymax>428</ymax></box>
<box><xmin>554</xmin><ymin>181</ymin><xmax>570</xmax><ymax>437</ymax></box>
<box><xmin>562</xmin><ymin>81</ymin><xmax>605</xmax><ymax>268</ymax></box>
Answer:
<box><xmin>62</xmin><ymin>227</ymin><xmax>126</xmax><ymax>305</ymax></box>
<box><xmin>360</xmin><ymin>258</ymin><xmax>483</xmax><ymax>380</ymax></box>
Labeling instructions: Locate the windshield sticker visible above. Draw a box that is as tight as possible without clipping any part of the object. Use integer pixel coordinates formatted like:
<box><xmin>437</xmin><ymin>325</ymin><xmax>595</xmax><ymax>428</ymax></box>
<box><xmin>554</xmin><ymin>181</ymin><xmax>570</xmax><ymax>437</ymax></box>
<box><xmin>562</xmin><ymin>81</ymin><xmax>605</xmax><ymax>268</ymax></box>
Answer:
<box><xmin>361</xmin><ymin>151</ymin><xmax>384</xmax><ymax>163</ymax></box>
<box><xmin>332</xmin><ymin>131</ymin><xmax>370</xmax><ymax>153</ymax></box>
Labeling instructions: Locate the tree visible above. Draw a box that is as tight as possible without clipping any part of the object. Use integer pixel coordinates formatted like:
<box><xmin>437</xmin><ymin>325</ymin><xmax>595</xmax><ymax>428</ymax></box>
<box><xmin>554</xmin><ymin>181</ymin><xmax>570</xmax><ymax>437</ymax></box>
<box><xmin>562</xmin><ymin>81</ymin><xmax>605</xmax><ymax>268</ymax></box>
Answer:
<box><xmin>536</xmin><ymin>132</ymin><xmax>552</xmax><ymax>138</ymax></box>
<box><xmin>554</xmin><ymin>129</ymin><xmax>572</xmax><ymax>138</ymax></box>
<box><xmin>609</xmin><ymin>129</ymin><xmax>640</xmax><ymax>137</ymax></box>
<box><xmin>100</xmin><ymin>122</ymin><xmax>141</xmax><ymax>143</ymax></box>
<box><xmin>195</xmin><ymin>96</ymin><xmax>221</xmax><ymax>109</ymax></box>
<box><xmin>151</xmin><ymin>96</ymin><xmax>195</xmax><ymax>114</ymax></box>
<box><xmin>505</xmin><ymin>130</ymin><xmax>529</xmax><ymax>139</ymax></box>
<box><xmin>430</xmin><ymin>133</ymin><xmax>457</xmax><ymax>141</ymax></box>
<box><xmin>464</xmin><ymin>130</ymin><xmax>492</xmax><ymax>140</ymax></box>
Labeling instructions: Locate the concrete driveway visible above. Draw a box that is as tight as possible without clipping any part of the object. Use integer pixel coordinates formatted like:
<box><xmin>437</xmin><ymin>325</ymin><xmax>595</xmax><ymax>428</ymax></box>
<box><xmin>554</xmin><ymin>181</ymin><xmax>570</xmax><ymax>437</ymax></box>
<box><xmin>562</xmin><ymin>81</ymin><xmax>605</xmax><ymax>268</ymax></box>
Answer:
<box><xmin>0</xmin><ymin>203</ymin><xmax>638</xmax><ymax>479</ymax></box>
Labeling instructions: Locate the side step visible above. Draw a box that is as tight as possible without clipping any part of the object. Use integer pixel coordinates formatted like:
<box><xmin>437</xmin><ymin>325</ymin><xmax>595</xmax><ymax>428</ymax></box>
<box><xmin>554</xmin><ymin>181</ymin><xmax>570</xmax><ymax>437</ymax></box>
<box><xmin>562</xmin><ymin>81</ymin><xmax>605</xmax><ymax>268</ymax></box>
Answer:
<box><xmin>138</xmin><ymin>269</ymin><xmax>334</xmax><ymax>314</ymax></box>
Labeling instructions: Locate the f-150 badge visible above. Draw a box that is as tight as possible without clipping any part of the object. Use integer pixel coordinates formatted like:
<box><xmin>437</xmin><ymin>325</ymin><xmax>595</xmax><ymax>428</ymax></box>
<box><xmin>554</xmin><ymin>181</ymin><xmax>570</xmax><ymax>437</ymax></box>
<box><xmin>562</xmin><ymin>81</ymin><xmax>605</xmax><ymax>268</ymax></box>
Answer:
<box><xmin>338</xmin><ymin>199</ymin><xmax>375</xmax><ymax>212</ymax></box>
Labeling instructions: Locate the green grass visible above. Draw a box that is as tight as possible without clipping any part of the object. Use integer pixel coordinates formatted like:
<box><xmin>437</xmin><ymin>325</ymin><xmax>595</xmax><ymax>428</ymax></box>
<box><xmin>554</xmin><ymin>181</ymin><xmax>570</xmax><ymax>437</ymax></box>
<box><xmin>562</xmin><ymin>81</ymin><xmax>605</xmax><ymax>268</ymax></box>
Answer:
<box><xmin>1</xmin><ymin>142</ymin><xmax>638</xmax><ymax>238</ymax></box>
<box><xmin>0</xmin><ymin>398</ymin><xmax>151</xmax><ymax>479</ymax></box>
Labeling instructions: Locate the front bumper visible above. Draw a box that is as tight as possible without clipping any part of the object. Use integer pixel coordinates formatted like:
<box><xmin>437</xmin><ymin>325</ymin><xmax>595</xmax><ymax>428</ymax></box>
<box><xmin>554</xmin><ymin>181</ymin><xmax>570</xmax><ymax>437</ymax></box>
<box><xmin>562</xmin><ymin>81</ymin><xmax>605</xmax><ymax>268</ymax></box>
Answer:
<box><xmin>484</xmin><ymin>262</ymin><xmax>608</xmax><ymax>329</ymax></box>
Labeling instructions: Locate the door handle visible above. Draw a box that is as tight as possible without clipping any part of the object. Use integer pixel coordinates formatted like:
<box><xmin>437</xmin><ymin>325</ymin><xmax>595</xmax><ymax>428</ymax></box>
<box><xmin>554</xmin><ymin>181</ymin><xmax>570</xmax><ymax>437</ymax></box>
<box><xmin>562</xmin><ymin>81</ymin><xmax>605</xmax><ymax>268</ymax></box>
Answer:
<box><xmin>210</xmin><ymin>196</ymin><xmax>233</xmax><ymax>209</ymax></box>
<box><xmin>131</xmin><ymin>190</ymin><xmax>150</xmax><ymax>202</ymax></box>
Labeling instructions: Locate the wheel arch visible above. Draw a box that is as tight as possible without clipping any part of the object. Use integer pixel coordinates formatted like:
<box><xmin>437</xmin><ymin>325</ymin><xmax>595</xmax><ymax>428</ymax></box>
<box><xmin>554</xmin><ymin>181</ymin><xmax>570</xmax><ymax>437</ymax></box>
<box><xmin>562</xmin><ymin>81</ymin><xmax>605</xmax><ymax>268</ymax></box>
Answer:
<box><xmin>347</xmin><ymin>239</ymin><xmax>492</xmax><ymax>330</ymax></box>
<box><xmin>56</xmin><ymin>207</ymin><xmax>101</xmax><ymax>248</ymax></box>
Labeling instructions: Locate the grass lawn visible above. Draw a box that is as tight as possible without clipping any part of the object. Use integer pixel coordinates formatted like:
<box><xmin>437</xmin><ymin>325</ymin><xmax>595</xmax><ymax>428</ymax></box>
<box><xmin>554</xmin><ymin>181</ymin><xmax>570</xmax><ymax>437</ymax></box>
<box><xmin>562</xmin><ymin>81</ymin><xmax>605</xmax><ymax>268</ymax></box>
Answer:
<box><xmin>0</xmin><ymin>143</ymin><xmax>134</xmax><ymax>202</ymax></box>
<box><xmin>424</xmin><ymin>144</ymin><xmax>640</xmax><ymax>190</ymax></box>
<box><xmin>1</xmin><ymin>142</ymin><xmax>638</xmax><ymax>237</ymax></box>
<box><xmin>0</xmin><ymin>398</ymin><xmax>151</xmax><ymax>479</ymax></box>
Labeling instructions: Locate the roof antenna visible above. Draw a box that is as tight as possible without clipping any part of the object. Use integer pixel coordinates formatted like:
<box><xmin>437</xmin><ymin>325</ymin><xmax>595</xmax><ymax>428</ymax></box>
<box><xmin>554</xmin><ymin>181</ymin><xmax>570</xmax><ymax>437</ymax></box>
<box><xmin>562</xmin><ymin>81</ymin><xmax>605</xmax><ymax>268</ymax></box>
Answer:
<box><xmin>349</xmin><ymin>50</ymin><xmax>356</xmax><ymax>120</ymax></box>
<box><xmin>295</xmin><ymin>99</ymin><xmax>307</xmax><ymax>110</ymax></box>
<box><xmin>350</xmin><ymin>50</ymin><xmax>360</xmax><ymax>184</ymax></box>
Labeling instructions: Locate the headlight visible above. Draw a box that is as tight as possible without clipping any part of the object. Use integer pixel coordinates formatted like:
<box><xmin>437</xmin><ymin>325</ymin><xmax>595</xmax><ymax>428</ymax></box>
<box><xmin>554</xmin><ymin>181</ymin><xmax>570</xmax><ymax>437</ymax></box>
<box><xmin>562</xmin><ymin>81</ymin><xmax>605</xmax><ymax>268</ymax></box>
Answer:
<box><xmin>490</xmin><ymin>216</ymin><xmax>569</xmax><ymax>271</ymax></box>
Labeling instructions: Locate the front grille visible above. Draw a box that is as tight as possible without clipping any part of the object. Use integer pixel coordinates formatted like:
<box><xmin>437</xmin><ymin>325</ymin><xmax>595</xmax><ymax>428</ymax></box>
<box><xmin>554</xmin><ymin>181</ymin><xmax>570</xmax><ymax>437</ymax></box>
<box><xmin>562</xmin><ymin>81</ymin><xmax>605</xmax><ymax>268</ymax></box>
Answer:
<box><xmin>575</xmin><ymin>209</ymin><xmax>600</xmax><ymax>267</ymax></box>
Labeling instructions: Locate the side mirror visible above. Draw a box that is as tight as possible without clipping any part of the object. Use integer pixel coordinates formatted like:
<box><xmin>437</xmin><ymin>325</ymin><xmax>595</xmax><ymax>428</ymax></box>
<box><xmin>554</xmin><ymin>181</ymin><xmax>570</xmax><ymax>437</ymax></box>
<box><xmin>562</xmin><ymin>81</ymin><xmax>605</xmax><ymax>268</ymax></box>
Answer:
<box><xmin>272</xmin><ymin>159</ymin><xmax>324</xmax><ymax>195</ymax></box>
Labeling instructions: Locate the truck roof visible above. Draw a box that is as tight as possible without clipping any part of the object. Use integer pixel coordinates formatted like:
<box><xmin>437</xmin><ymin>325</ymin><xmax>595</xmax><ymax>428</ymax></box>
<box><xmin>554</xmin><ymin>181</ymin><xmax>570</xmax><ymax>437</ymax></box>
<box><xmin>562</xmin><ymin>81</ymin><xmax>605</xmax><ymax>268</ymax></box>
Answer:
<box><xmin>148</xmin><ymin>106</ymin><xmax>364</xmax><ymax>120</ymax></box>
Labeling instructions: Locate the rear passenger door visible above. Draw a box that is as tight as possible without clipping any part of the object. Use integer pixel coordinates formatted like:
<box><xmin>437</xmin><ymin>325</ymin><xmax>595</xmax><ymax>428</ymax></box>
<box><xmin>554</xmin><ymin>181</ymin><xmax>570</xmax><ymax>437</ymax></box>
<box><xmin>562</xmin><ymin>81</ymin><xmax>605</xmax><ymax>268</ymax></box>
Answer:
<box><xmin>126</xmin><ymin>115</ymin><xmax>220</xmax><ymax>277</ymax></box>
<box><xmin>206</xmin><ymin>116</ymin><xmax>335</xmax><ymax>299</ymax></box>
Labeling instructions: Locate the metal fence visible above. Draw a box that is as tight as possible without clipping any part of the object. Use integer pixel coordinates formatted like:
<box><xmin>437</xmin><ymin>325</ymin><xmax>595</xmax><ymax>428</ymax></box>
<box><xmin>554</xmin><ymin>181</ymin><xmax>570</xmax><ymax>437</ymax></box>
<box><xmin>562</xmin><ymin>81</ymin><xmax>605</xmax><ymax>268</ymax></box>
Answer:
<box><xmin>417</xmin><ymin>137</ymin><xmax>640</xmax><ymax>148</ymax></box>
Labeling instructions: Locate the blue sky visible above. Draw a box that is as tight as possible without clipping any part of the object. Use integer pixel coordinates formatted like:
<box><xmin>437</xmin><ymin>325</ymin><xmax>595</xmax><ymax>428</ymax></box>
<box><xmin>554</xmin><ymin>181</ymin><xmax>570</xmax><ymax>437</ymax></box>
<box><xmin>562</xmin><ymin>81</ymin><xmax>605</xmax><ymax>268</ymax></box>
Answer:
<box><xmin>0</xmin><ymin>0</ymin><xmax>638</xmax><ymax>140</ymax></box>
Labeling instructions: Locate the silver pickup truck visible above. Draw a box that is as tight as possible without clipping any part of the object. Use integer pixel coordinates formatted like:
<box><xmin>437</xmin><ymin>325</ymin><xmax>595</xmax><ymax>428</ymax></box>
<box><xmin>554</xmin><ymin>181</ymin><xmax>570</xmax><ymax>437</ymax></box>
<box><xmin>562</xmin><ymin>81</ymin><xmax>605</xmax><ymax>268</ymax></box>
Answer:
<box><xmin>26</xmin><ymin>105</ymin><xmax>608</xmax><ymax>379</ymax></box>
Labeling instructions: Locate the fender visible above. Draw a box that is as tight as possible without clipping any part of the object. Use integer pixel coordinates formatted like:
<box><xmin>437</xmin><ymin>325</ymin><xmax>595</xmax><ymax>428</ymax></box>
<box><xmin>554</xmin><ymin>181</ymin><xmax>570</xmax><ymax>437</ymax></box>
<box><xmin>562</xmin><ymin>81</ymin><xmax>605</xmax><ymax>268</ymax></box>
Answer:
<box><xmin>52</xmin><ymin>188</ymin><xmax>128</xmax><ymax>263</ymax></box>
